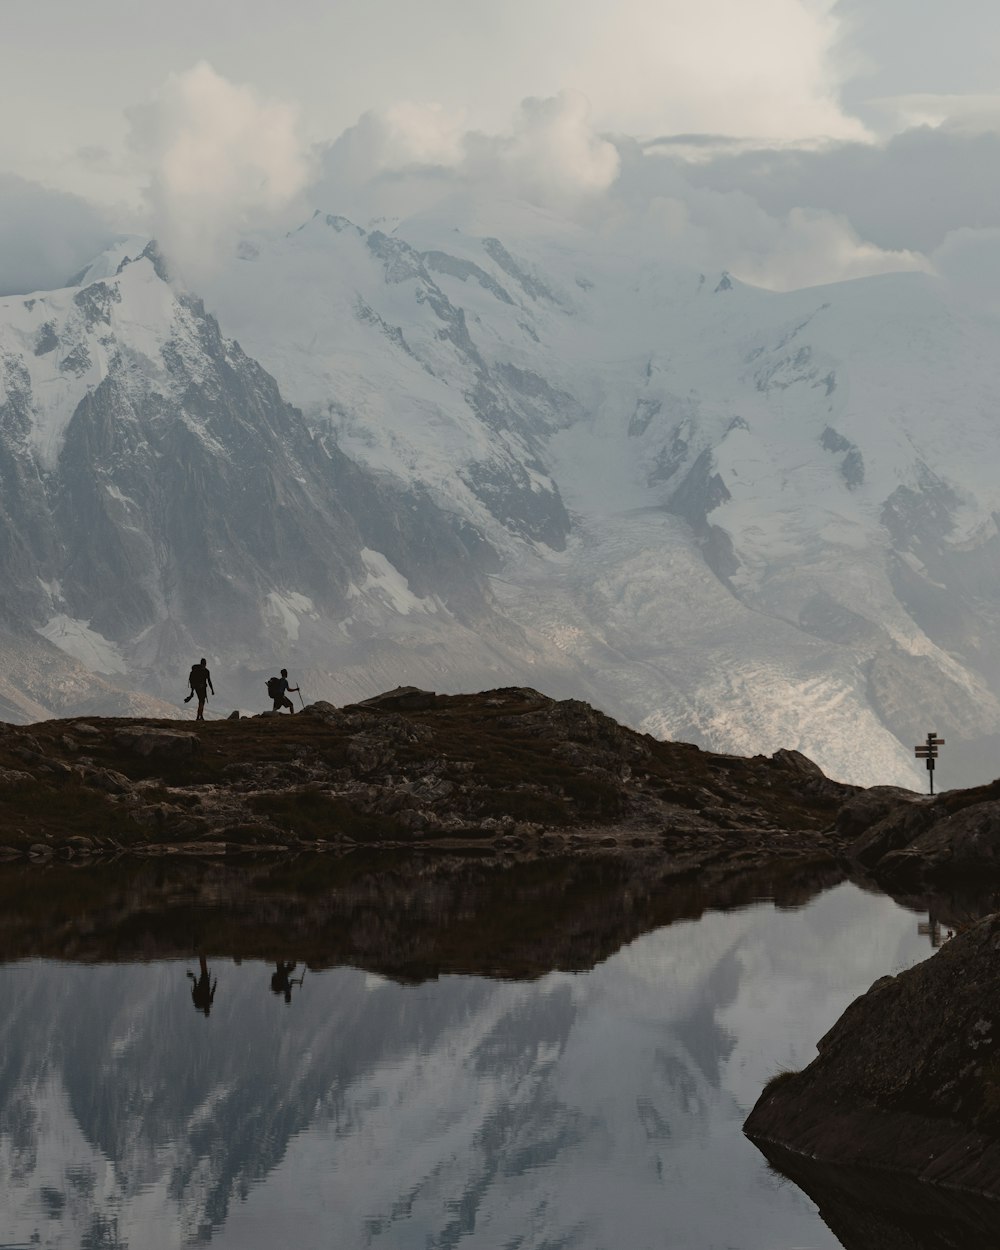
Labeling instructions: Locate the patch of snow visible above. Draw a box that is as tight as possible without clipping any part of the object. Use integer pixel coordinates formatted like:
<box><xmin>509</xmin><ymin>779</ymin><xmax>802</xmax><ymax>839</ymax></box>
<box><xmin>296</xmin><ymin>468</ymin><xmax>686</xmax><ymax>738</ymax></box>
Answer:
<box><xmin>266</xmin><ymin>591</ymin><xmax>318</xmax><ymax>642</ymax></box>
<box><xmin>348</xmin><ymin>549</ymin><xmax>439</xmax><ymax>616</ymax></box>
<box><xmin>38</xmin><ymin>614</ymin><xmax>128</xmax><ymax>675</ymax></box>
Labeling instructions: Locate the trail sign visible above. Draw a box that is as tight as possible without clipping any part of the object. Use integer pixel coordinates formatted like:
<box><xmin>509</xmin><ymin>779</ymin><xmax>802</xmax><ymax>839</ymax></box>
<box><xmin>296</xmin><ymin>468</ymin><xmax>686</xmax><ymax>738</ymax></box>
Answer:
<box><xmin>914</xmin><ymin>732</ymin><xmax>946</xmax><ymax>795</ymax></box>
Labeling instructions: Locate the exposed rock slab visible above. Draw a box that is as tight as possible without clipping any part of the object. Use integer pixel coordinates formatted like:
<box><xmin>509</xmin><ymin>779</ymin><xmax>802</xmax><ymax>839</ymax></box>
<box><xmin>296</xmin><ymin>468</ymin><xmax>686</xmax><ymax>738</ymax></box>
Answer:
<box><xmin>745</xmin><ymin>912</ymin><xmax>1000</xmax><ymax>1200</ymax></box>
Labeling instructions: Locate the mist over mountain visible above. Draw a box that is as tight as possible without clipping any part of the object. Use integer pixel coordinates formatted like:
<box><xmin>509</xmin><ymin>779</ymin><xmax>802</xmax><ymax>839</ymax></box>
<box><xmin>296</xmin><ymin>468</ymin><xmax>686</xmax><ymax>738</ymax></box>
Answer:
<box><xmin>4</xmin><ymin>199</ymin><xmax>1000</xmax><ymax>785</ymax></box>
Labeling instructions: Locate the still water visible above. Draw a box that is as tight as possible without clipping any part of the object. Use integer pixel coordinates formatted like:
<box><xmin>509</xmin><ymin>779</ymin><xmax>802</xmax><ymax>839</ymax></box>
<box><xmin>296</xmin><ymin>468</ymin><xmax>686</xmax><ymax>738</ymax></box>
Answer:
<box><xmin>0</xmin><ymin>860</ymin><xmax>949</xmax><ymax>1248</ymax></box>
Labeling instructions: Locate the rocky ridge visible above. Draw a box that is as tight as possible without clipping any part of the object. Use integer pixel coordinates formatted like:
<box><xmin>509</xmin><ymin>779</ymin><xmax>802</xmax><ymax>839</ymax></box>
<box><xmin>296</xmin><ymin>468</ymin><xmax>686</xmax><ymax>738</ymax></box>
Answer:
<box><xmin>0</xmin><ymin>686</ymin><xmax>854</xmax><ymax>863</ymax></box>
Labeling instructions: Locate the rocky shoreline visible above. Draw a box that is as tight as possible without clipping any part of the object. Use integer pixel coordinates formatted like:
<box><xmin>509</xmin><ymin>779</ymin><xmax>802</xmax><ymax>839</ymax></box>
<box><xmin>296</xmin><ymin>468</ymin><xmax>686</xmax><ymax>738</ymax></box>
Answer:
<box><xmin>743</xmin><ymin>775</ymin><xmax>1000</xmax><ymax>1228</ymax></box>
<box><xmin>745</xmin><ymin>911</ymin><xmax>1000</xmax><ymax>1206</ymax></box>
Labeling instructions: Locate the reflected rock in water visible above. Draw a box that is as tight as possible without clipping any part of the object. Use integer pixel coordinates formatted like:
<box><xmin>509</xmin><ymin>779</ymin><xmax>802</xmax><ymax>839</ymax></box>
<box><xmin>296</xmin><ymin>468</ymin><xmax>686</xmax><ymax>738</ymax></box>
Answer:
<box><xmin>759</xmin><ymin>1144</ymin><xmax>1000</xmax><ymax>1250</ymax></box>
<box><xmin>0</xmin><ymin>851</ymin><xmax>848</xmax><ymax>978</ymax></box>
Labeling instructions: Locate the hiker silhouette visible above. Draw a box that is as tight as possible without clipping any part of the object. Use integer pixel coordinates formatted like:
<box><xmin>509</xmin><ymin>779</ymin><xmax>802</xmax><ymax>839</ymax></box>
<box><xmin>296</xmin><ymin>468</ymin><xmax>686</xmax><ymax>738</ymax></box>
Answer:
<box><xmin>267</xmin><ymin>668</ymin><xmax>299</xmax><ymax>714</ymax></box>
<box><xmin>187</xmin><ymin>658</ymin><xmax>215</xmax><ymax>721</ymax></box>
<box><xmin>270</xmin><ymin>960</ymin><xmax>305</xmax><ymax>1004</ymax></box>
<box><xmin>187</xmin><ymin>954</ymin><xmax>217</xmax><ymax>1016</ymax></box>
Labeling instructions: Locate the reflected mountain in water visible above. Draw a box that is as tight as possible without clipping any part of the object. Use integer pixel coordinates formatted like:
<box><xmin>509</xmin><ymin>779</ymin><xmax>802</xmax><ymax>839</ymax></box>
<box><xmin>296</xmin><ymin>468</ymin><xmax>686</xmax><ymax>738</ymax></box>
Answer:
<box><xmin>0</xmin><ymin>860</ymin><xmax>948</xmax><ymax>1249</ymax></box>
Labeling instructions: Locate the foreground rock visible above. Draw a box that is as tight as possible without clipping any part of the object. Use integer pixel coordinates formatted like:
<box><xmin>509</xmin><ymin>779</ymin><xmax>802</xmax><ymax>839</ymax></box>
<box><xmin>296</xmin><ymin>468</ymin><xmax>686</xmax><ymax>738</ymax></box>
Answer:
<box><xmin>745</xmin><ymin>912</ymin><xmax>1000</xmax><ymax>1202</ymax></box>
<box><xmin>0</xmin><ymin>686</ymin><xmax>854</xmax><ymax>863</ymax></box>
<box><xmin>842</xmin><ymin>776</ymin><xmax>1000</xmax><ymax>885</ymax></box>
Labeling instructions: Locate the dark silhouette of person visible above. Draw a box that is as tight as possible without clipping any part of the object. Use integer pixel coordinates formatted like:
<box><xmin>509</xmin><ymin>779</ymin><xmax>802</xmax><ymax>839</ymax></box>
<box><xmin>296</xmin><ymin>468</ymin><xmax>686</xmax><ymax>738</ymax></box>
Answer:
<box><xmin>271</xmin><ymin>668</ymin><xmax>299</xmax><ymax>714</ymax></box>
<box><xmin>188</xmin><ymin>658</ymin><xmax>215</xmax><ymax>721</ymax></box>
<box><xmin>270</xmin><ymin>960</ymin><xmax>304</xmax><ymax>1003</ymax></box>
<box><xmin>187</xmin><ymin>954</ymin><xmax>217</xmax><ymax>1016</ymax></box>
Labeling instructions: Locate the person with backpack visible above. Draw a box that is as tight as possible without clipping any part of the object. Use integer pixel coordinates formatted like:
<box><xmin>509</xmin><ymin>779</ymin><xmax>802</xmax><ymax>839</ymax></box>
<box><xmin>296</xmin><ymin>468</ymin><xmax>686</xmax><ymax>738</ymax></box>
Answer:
<box><xmin>187</xmin><ymin>658</ymin><xmax>215</xmax><ymax>721</ymax></box>
<box><xmin>266</xmin><ymin>668</ymin><xmax>299</xmax><ymax>713</ymax></box>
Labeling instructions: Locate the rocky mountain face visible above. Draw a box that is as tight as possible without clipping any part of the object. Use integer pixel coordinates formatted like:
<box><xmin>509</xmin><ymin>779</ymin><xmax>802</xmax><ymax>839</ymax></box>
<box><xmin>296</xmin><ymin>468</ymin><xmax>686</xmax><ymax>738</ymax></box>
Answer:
<box><xmin>6</xmin><ymin>209</ymin><xmax>1000</xmax><ymax>784</ymax></box>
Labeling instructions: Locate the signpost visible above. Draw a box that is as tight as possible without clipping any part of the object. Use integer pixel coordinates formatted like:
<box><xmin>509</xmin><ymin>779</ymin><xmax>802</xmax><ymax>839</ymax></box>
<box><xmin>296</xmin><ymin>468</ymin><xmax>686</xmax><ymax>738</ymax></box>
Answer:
<box><xmin>914</xmin><ymin>732</ymin><xmax>945</xmax><ymax>795</ymax></box>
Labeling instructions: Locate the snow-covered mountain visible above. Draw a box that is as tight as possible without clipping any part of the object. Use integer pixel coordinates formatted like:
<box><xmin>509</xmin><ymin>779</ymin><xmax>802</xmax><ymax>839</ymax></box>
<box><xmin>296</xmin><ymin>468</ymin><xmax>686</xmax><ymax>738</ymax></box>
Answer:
<box><xmin>0</xmin><ymin>238</ymin><xmax>578</xmax><ymax>717</ymax></box>
<box><xmin>5</xmin><ymin>203</ymin><xmax>1000</xmax><ymax>784</ymax></box>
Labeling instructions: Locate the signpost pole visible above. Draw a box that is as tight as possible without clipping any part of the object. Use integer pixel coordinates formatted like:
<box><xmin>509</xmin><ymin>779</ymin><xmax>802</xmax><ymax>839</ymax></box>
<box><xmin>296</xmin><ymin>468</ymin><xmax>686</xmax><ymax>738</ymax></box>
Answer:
<box><xmin>914</xmin><ymin>733</ymin><xmax>945</xmax><ymax>797</ymax></box>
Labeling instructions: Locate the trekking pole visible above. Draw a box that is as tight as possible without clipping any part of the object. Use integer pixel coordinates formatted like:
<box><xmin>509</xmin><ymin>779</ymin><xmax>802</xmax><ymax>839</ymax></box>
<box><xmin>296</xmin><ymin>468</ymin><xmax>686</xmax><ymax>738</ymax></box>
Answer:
<box><xmin>297</xmin><ymin>689</ymin><xmax>305</xmax><ymax>710</ymax></box>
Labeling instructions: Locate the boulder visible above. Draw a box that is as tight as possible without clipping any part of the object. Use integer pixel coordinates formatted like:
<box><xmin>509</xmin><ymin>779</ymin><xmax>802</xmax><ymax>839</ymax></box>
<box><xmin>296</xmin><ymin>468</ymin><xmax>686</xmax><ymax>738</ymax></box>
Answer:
<box><xmin>745</xmin><ymin>912</ymin><xmax>1000</xmax><ymax>1199</ymax></box>
<box><xmin>879</xmin><ymin>801</ymin><xmax>1000</xmax><ymax>882</ymax></box>
<box><xmin>0</xmin><ymin>768</ymin><xmax>33</xmax><ymax>787</ymax></box>
<box><xmin>835</xmin><ymin>785</ymin><xmax>921</xmax><ymax>840</ymax></box>
<box><xmin>771</xmin><ymin>747</ymin><xmax>826</xmax><ymax>777</ymax></box>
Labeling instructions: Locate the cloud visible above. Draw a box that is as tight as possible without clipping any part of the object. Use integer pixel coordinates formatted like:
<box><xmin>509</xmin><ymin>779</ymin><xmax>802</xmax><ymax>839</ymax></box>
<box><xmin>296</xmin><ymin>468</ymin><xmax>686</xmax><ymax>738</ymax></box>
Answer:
<box><xmin>618</xmin><ymin>165</ymin><xmax>927</xmax><ymax>290</ymax></box>
<box><xmin>320</xmin><ymin>102</ymin><xmax>467</xmax><ymax>186</ymax></box>
<box><xmin>466</xmin><ymin>92</ymin><xmax>621</xmax><ymax>207</ymax></box>
<box><xmin>317</xmin><ymin>90</ymin><xmax>619</xmax><ymax>217</ymax></box>
<box><xmin>130</xmin><ymin>62</ymin><xmax>311</xmax><ymax>283</ymax></box>
<box><xmin>546</xmin><ymin>0</ymin><xmax>867</xmax><ymax>143</ymax></box>
<box><xmin>309</xmin><ymin>99</ymin><xmax>924</xmax><ymax>291</ymax></box>
<box><xmin>0</xmin><ymin>175</ymin><xmax>115</xmax><ymax>296</ymax></box>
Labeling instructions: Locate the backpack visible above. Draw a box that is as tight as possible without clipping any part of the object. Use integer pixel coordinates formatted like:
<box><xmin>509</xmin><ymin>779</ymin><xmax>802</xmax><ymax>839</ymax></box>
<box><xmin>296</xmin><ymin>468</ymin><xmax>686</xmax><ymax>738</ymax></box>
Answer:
<box><xmin>266</xmin><ymin>676</ymin><xmax>283</xmax><ymax>698</ymax></box>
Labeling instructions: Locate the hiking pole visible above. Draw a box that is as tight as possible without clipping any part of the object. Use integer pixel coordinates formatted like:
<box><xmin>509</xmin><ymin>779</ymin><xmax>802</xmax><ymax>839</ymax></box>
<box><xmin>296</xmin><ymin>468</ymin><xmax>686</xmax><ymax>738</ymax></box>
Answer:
<box><xmin>297</xmin><ymin>689</ymin><xmax>305</xmax><ymax>710</ymax></box>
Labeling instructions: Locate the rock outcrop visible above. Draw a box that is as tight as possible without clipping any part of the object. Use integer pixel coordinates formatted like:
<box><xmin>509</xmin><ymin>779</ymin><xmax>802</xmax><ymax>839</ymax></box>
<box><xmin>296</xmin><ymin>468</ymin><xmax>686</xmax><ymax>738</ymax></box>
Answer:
<box><xmin>0</xmin><ymin>686</ymin><xmax>855</xmax><ymax>861</ymax></box>
<box><xmin>845</xmin><ymin>777</ymin><xmax>1000</xmax><ymax>884</ymax></box>
<box><xmin>745</xmin><ymin>912</ymin><xmax>1000</xmax><ymax>1201</ymax></box>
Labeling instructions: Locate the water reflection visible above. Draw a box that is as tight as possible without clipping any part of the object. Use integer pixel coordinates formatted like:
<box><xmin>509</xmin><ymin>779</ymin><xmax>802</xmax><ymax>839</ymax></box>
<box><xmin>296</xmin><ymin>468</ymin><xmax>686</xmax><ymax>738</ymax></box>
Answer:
<box><xmin>759</xmin><ymin>1144</ymin><xmax>1000</xmax><ymax>1250</ymax></box>
<box><xmin>269</xmin><ymin>961</ymin><xmax>305</xmax><ymax>1004</ymax></box>
<box><xmin>0</xmin><ymin>856</ymin><xmax>990</xmax><ymax>1249</ymax></box>
<box><xmin>187</xmin><ymin>954</ymin><xmax>217</xmax><ymax>1016</ymax></box>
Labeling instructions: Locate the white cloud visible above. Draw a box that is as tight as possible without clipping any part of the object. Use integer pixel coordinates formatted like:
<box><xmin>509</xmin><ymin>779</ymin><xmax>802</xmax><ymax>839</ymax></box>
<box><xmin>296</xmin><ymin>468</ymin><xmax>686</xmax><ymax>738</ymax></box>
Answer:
<box><xmin>319</xmin><ymin>91</ymin><xmax>619</xmax><ymax>214</ymax></box>
<box><xmin>466</xmin><ymin>92</ymin><xmax>621</xmax><ymax>207</ymax></box>
<box><xmin>627</xmin><ymin>180</ymin><xmax>927</xmax><ymax>291</ymax></box>
<box><xmin>323</xmin><ymin>102</ymin><xmax>467</xmax><ymax>186</ymax></box>
<box><xmin>548</xmin><ymin>0</ymin><xmax>867</xmax><ymax>143</ymax></box>
<box><xmin>310</xmin><ymin>97</ymin><xmax>923</xmax><ymax>292</ymax></box>
<box><xmin>130</xmin><ymin>63</ymin><xmax>311</xmax><ymax>284</ymax></box>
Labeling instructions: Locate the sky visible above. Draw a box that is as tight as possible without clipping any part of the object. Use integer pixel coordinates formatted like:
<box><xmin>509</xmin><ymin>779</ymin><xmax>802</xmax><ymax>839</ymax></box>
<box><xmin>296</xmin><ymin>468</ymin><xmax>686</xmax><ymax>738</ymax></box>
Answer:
<box><xmin>3</xmin><ymin>0</ymin><xmax>1000</xmax><ymax>294</ymax></box>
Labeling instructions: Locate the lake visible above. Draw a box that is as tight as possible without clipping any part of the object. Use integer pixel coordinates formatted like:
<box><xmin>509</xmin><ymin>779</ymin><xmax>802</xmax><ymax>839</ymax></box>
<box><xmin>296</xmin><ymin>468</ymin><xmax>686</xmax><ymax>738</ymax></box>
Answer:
<box><xmin>0</xmin><ymin>856</ymin><xmax>956</xmax><ymax>1248</ymax></box>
